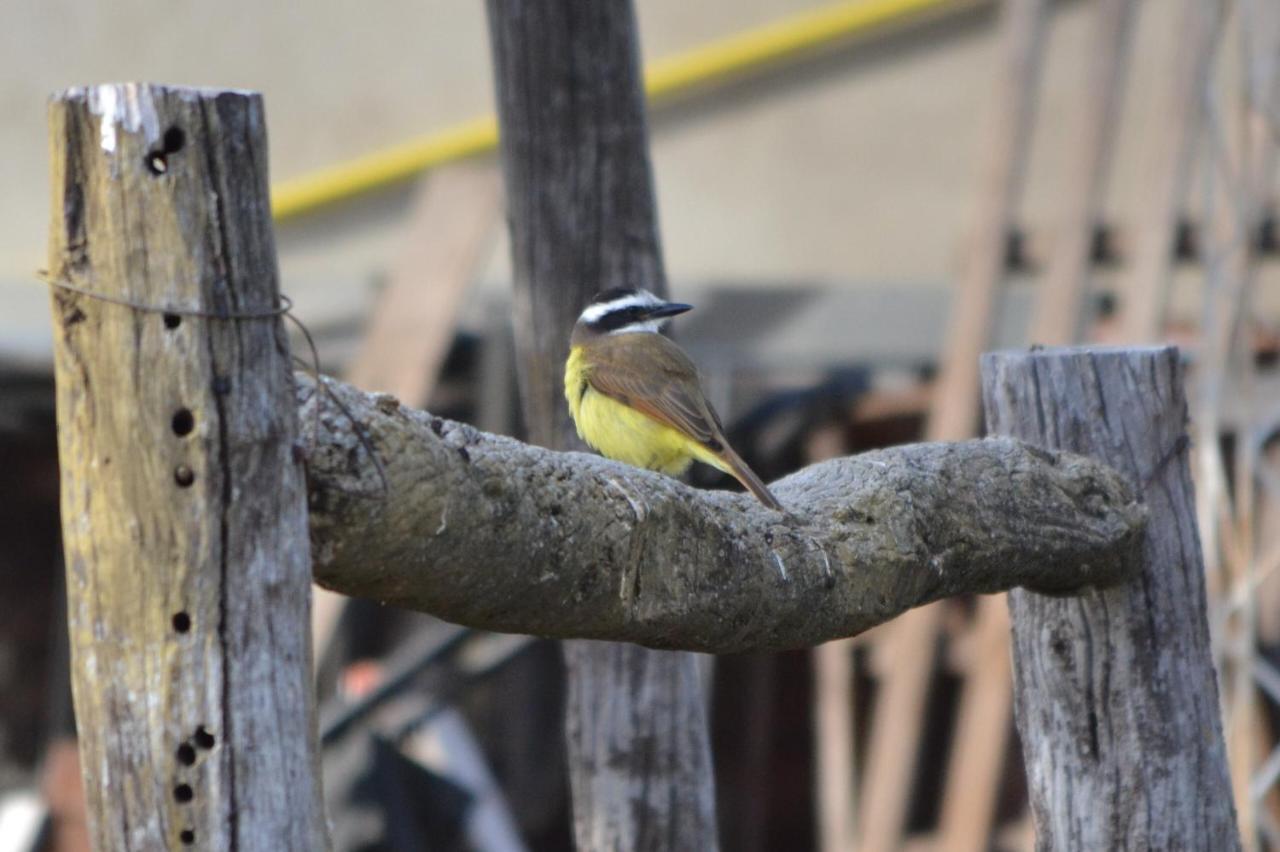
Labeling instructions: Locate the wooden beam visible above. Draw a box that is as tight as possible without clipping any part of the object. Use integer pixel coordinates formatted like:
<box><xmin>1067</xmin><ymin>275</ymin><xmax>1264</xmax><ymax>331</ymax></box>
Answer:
<box><xmin>484</xmin><ymin>0</ymin><xmax>716</xmax><ymax>848</ymax></box>
<box><xmin>345</xmin><ymin>162</ymin><xmax>501</xmax><ymax>405</ymax></box>
<box><xmin>1118</xmin><ymin>0</ymin><xmax>1225</xmax><ymax>342</ymax></box>
<box><xmin>302</xmin><ymin>378</ymin><xmax>1144</xmax><ymax>652</ymax></box>
<box><xmin>861</xmin><ymin>3</ymin><xmax>1049</xmax><ymax>848</ymax></box>
<box><xmin>46</xmin><ymin>84</ymin><xmax>326</xmax><ymax>849</ymax></box>
<box><xmin>983</xmin><ymin>346</ymin><xmax>1239</xmax><ymax>850</ymax></box>
<box><xmin>937</xmin><ymin>7</ymin><xmax>1139</xmax><ymax>846</ymax></box>
<box><xmin>814</xmin><ymin>639</ymin><xmax>857</xmax><ymax>852</ymax></box>
<box><xmin>1028</xmin><ymin>0</ymin><xmax>1137</xmax><ymax>345</ymax></box>
<box><xmin>1202</xmin><ymin>4</ymin><xmax>1280</xmax><ymax>840</ymax></box>
<box><xmin>857</xmin><ymin>605</ymin><xmax>942</xmax><ymax>852</ymax></box>
<box><xmin>927</xmin><ymin>0</ymin><xmax>1049</xmax><ymax>442</ymax></box>
<box><xmin>935</xmin><ymin>596</ymin><xmax>1012</xmax><ymax>852</ymax></box>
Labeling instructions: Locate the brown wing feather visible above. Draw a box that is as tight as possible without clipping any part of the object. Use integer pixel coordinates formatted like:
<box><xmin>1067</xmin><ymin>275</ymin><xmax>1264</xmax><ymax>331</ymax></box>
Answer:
<box><xmin>583</xmin><ymin>334</ymin><xmax>783</xmax><ymax>510</ymax></box>
<box><xmin>583</xmin><ymin>334</ymin><xmax>720</xmax><ymax>446</ymax></box>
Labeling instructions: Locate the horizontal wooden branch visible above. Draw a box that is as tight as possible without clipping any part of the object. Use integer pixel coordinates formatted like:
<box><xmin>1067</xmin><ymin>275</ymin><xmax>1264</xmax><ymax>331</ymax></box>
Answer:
<box><xmin>300</xmin><ymin>374</ymin><xmax>1146</xmax><ymax>653</ymax></box>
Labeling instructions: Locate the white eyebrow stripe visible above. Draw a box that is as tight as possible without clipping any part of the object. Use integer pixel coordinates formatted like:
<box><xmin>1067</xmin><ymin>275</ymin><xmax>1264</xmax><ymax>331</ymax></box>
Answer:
<box><xmin>578</xmin><ymin>293</ymin><xmax>658</xmax><ymax>324</ymax></box>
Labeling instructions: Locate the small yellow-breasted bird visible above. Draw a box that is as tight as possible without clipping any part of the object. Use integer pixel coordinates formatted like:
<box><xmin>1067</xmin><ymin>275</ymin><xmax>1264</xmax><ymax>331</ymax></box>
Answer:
<box><xmin>564</xmin><ymin>287</ymin><xmax>783</xmax><ymax>510</ymax></box>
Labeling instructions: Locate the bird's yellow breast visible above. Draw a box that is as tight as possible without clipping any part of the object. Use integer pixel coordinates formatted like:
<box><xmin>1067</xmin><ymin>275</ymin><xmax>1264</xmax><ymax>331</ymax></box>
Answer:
<box><xmin>565</xmin><ymin>345</ymin><xmax>698</xmax><ymax>476</ymax></box>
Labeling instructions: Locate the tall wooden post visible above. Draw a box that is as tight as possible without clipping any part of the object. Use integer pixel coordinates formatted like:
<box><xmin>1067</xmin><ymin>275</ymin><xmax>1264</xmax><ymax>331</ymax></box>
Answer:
<box><xmin>862</xmin><ymin>2</ymin><xmax>1049</xmax><ymax>848</ymax></box>
<box><xmin>927</xmin><ymin>0</ymin><xmax>1049</xmax><ymax>442</ymax></box>
<box><xmin>47</xmin><ymin>84</ymin><xmax>327</xmax><ymax>850</ymax></box>
<box><xmin>1119</xmin><ymin>0</ymin><xmax>1225</xmax><ymax>341</ymax></box>
<box><xmin>1028</xmin><ymin>0</ymin><xmax>1135</xmax><ymax>345</ymax></box>
<box><xmin>484</xmin><ymin>1</ymin><xmax>717</xmax><ymax>849</ymax></box>
<box><xmin>981</xmin><ymin>346</ymin><xmax>1238</xmax><ymax>850</ymax></box>
<box><xmin>1204</xmin><ymin>6</ymin><xmax>1280</xmax><ymax>839</ymax></box>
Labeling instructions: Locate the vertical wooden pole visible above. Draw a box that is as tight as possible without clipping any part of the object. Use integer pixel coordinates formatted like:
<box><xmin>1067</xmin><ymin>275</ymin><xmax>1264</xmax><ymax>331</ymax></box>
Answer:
<box><xmin>927</xmin><ymin>0</ymin><xmax>1049</xmax><ymax>442</ymax></box>
<box><xmin>345</xmin><ymin>162</ymin><xmax>502</xmax><ymax>405</ymax></box>
<box><xmin>485</xmin><ymin>0</ymin><xmax>667</xmax><ymax>448</ymax></box>
<box><xmin>1028</xmin><ymin>0</ymin><xmax>1136</xmax><ymax>345</ymax></box>
<box><xmin>483</xmin><ymin>1</ymin><xmax>717</xmax><ymax>849</ymax></box>
<box><xmin>47</xmin><ymin>85</ymin><xmax>327</xmax><ymax>850</ymax></box>
<box><xmin>861</xmin><ymin>3</ymin><xmax>1048</xmax><ymax>849</ymax></box>
<box><xmin>934</xmin><ymin>599</ymin><xmax>1011</xmax><ymax>851</ymax></box>
<box><xmin>813</xmin><ymin>639</ymin><xmax>856</xmax><ymax>852</ymax></box>
<box><xmin>981</xmin><ymin>346</ymin><xmax>1238</xmax><ymax>850</ymax></box>
<box><xmin>1200</xmin><ymin>5</ymin><xmax>1280</xmax><ymax>840</ymax></box>
<box><xmin>1118</xmin><ymin>0</ymin><xmax>1225</xmax><ymax>342</ymax></box>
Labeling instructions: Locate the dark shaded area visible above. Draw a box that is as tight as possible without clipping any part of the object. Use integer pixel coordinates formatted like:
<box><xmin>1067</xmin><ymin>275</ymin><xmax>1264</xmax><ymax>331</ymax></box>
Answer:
<box><xmin>0</xmin><ymin>372</ymin><xmax>64</xmax><ymax>792</ymax></box>
<box><xmin>325</xmin><ymin>733</ymin><xmax>472</xmax><ymax>852</ymax></box>
<box><xmin>712</xmin><ymin>650</ymin><xmax>815</xmax><ymax>852</ymax></box>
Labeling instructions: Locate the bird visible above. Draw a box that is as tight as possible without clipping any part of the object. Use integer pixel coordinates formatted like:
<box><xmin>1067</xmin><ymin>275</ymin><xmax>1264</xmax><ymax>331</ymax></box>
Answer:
<box><xmin>564</xmin><ymin>287</ymin><xmax>783</xmax><ymax>510</ymax></box>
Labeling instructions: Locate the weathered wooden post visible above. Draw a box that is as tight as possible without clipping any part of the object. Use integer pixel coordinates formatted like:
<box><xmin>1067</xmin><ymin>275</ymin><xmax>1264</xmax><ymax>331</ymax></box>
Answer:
<box><xmin>982</xmin><ymin>347</ymin><xmax>1238</xmax><ymax>850</ymax></box>
<box><xmin>483</xmin><ymin>0</ymin><xmax>718</xmax><ymax>847</ymax></box>
<box><xmin>47</xmin><ymin>84</ymin><xmax>327</xmax><ymax>849</ymax></box>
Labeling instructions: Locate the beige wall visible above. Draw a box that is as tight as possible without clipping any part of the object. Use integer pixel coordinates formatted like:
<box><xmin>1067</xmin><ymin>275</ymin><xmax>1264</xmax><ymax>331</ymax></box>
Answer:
<box><xmin>0</xmin><ymin>1</ymin><xmax>1265</xmax><ymax>362</ymax></box>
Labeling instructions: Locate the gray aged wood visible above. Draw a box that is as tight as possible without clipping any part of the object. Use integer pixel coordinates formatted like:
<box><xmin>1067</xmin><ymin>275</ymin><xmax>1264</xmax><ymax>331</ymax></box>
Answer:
<box><xmin>485</xmin><ymin>0</ymin><xmax>667</xmax><ymax>448</ymax></box>
<box><xmin>484</xmin><ymin>1</ymin><xmax>717</xmax><ymax>848</ymax></box>
<box><xmin>300</xmin><ymin>374</ymin><xmax>1144</xmax><ymax>652</ymax></box>
<box><xmin>981</xmin><ymin>346</ymin><xmax>1239</xmax><ymax>851</ymax></box>
<box><xmin>47</xmin><ymin>84</ymin><xmax>327</xmax><ymax>850</ymax></box>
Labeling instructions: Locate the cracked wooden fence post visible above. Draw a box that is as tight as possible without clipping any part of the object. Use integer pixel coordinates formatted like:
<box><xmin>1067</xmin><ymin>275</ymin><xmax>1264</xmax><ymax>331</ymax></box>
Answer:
<box><xmin>483</xmin><ymin>0</ymin><xmax>718</xmax><ymax>848</ymax></box>
<box><xmin>981</xmin><ymin>346</ymin><xmax>1238</xmax><ymax>850</ymax></box>
<box><xmin>47</xmin><ymin>84</ymin><xmax>327</xmax><ymax>850</ymax></box>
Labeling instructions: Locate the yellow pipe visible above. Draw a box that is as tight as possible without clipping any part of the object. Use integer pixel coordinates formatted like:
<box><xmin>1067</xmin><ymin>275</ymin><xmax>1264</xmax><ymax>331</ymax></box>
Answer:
<box><xmin>271</xmin><ymin>0</ymin><xmax>963</xmax><ymax>220</ymax></box>
<box><xmin>271</xmin><ymin>116</ymin><xmax>498</xmax><ymax>222</ymax></box>
<box><xmin>643</xmin><ymin>0</ymin><xmax>959</xmax><ymax>99</ymax></box>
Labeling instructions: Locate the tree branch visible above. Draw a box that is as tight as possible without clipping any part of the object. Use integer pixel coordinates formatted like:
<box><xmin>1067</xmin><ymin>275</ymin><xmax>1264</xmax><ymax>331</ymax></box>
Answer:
<box><xmin>301</xmin><ymin>374</ymin><xmax>1146</xmax><ymax>653</ymax></box>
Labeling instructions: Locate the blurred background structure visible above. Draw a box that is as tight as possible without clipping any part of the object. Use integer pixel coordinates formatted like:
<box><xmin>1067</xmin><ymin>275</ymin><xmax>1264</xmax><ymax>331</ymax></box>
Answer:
<box><xmin>2</xmin><ymin>0</ymin><xmax>1280</xmax><ymax>849</ymax></box>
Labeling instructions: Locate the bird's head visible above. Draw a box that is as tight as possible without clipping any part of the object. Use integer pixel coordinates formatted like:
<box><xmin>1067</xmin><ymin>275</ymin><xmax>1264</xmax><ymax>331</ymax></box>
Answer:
<box><xmin>571</xmin><ymin>288</ymin><xmax>693</xmax><ymax>341</ymax></box>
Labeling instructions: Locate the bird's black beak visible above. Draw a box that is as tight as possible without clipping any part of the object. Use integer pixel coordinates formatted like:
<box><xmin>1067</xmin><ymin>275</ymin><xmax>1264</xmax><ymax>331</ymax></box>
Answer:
<box><xmin>647</xmin><ymin>302</ymin><xmax>693</xmax><ymax>319</ymax></box>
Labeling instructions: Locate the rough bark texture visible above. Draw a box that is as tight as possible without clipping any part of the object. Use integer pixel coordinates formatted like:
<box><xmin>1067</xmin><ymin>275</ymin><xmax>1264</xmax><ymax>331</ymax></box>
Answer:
<box><xmin>301</xmin><ymin>374</ymin><xmax>1144</xmax><ymax>652</ymax></box>
<box><xmin>47</xmin><ymin>85</ymin><xmax>327</xmax><ymax>850</ymax></box>
<box><xmin>484</xmin><ymin>1</ymin><xmax>716</xmax><ymax>848</ymax></box>
<box><xmin>981</xmin><ymin>346</ymin><xmax>1239</xmax><ymax>851</ymax></box>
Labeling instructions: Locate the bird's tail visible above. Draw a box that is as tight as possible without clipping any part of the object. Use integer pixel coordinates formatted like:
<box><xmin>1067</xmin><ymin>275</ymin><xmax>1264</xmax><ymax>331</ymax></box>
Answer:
<box><xmin>718</xmin><ymin>447</ymin><xmax>783</xmax><ymax>511</ymax></box>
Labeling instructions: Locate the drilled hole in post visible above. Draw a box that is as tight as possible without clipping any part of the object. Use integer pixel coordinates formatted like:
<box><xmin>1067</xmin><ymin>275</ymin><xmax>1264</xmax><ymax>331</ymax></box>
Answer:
<box><xmin>176</xmin><ymin>743</ymin><xmax>196</xmax><ymax>766</ymax></box>
<box><xmin>174</xmin><ymin>466</ymin><xmax>195</xmax><ymax>488</ymax></box>
<box><xmin>163</xmin><ymin>313</ymin><xmax>182</xmax><ymax>330</ymax></box>
<box><xmin>171</xmin><ymin>612</ymin><xmax>191</xmax><ymax>633</ymax></box>
<box><xmin>179</xmin><ymin>830</ymin><xmax>195</xmax><ymax>845</ymax></box>
<box><xmin>194</xmin><ymin>727</ymin><xmax>216</xmax><ymax>750</ymax></box>
<box><xmin>173</xmin><ymin>783</ymin><xmax>193</xmax><ymax>803</ymax></box>
<box><xmin>163</xmin><ymin>126</ymin><xmax>186</xmax><ymax>153</ymax></box>
<box><xmin>146</xmin><ymin>127</ymin><xmax>186</xmax><ymax>175</ymax></box>
<box><xmin>172</xmin><ymin>409</ymin><xmax>195</xmax><ymax>437</ymax></box>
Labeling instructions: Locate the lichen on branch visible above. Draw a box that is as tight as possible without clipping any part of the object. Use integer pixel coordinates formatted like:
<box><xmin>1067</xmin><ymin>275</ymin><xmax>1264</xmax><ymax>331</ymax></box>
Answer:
<box><xmin>300</xmin><ymin>374</ymin><xmax>1145</xmax><ymax>653</ymax></box>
